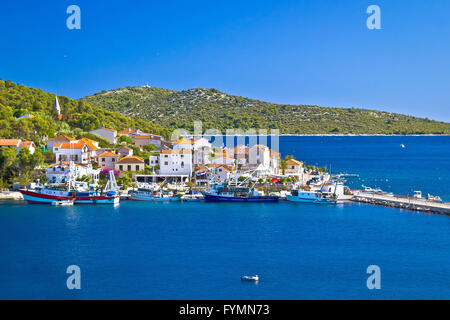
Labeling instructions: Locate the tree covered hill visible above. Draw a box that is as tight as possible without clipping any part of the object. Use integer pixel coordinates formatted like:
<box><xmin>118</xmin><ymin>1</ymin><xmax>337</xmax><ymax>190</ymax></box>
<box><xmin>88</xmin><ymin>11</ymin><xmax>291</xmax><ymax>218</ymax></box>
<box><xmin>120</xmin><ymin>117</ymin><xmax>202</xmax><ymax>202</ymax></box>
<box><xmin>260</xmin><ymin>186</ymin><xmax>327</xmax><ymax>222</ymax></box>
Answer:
<box><xmin>0</xmin><ymin>79</ymin><xmax>171</xmax><ymax>145</ymax></box>
<box><xmin>81</xmin><ymin>86</ymin><xmax>450</xmax><ymax>135</ymax></box>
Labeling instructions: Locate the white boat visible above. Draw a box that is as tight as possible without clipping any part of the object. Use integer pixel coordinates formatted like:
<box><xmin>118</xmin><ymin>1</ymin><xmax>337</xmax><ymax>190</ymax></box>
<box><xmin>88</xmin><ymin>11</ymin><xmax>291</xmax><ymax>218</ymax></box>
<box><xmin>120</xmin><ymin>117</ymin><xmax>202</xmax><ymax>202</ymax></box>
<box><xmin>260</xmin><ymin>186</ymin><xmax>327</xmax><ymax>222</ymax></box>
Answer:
<box><xmin>129</xmin><ymin>188</ymin><xmax>181</xmax><ymax>201</ymax></box>
<box><xmin>51</xmin><ymin>200</ymin><xmax>74</xmax><ymax>206</ymax></box>
<box><xmin>181</xmin><ymin>192</ymin><xmax>204</xmax><ymax>201</ymax></box>
<box><xmin>241</xmin><ymin>275</ymin><xmax>259</xmax><ymax>282</ymax></box>
<box><xmin>287</xmin><ymin>189</ymin><xmax>336</xmax><ymax>204</ymax></box>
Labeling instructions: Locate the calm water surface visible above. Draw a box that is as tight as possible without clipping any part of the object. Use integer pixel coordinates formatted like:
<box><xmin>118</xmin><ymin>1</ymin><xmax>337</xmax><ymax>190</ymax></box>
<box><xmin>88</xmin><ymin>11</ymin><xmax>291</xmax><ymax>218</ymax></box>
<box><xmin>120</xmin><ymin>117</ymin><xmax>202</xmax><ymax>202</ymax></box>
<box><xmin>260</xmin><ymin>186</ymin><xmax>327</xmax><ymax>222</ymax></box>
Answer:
<box><xmin>0</xmin><ymin>136</ymin><xmax>449</xmax><ymax>299</ymax></box>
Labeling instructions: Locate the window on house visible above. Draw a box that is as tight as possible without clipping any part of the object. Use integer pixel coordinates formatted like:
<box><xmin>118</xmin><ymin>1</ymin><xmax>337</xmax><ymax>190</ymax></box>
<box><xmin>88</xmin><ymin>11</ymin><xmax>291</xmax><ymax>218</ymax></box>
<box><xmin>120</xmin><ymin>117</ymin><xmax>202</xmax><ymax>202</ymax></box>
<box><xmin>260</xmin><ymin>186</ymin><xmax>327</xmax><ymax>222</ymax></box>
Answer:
<box><xmin>112</xmin><ymin>158</ymin><xmax>115</xmax><ymax>162</ymax></box>
<box><xmin>164</xmin><ymin>162</ymin><xmax>168</xmax><ymax>165</ymax></box>
<box><xmin>128</xmin><ymin>165</ymin><xmax>132</xmax><ymax>171</ymax></box>
<box><xmin>119</xmin><ymin>165</ymin><xmax>123</xmax><ymax>170</ymax></box>
<box><xmin>102</xmin><ymin>158</ymin><xmax>105</xmax><ymax>162</ymax></box>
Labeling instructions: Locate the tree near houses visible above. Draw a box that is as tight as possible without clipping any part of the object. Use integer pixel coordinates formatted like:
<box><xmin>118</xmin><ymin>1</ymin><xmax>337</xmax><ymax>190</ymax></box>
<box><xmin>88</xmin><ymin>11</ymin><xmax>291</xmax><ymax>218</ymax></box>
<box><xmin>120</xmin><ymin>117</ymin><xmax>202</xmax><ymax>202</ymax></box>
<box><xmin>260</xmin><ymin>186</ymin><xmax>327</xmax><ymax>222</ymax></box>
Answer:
<box><xmin>280</xmin><ymin>159</ymin><xmax>287</xmax><ymax>175</ymax></box>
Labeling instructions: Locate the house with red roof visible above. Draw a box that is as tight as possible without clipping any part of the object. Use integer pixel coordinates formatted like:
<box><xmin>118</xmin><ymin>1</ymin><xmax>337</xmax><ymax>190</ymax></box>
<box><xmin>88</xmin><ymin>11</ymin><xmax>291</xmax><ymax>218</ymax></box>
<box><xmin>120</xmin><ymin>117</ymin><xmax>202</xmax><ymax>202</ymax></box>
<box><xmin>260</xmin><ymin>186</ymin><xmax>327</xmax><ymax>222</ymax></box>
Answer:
<box><xmin>53</xmin><ymin>142</ymin><xmax>90</xmax><ymax>164</ymax></box>
<box><xmin>0</xmin><ymin>139</ymin><xmax>36</xmax><ymax>154</ymax></box>
<box><xmin>97</xmin><ymin>151</ymin><xmax>119</xmax><ymax>170</ymax></box>
<box><xmin>46</xmin><ymin>135</ymin><xmax>77</xmax><ymax>150</ymax></box>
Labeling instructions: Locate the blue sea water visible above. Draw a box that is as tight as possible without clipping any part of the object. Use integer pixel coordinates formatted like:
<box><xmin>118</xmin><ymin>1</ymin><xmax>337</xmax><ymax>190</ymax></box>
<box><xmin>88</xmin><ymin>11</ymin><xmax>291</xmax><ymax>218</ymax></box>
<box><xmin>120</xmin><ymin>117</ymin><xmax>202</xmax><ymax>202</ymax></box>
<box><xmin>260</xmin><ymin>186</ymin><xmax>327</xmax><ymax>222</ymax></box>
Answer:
<box><xmin>0</xmin><ymin>136</ymin><xmax>449</xmax><ymax>299</ymax></box>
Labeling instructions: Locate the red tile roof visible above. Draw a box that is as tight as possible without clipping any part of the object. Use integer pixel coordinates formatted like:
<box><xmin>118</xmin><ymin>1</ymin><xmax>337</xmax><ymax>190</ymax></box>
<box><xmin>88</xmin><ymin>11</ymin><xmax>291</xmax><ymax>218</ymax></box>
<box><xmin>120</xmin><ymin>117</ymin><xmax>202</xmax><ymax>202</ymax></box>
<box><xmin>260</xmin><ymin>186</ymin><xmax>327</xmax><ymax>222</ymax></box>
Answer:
<box><xmin>0</xmin><ymin>139</ymin><xmax>21</xmax><ymax>146</ymax></box>
<box><xmin>48</xmin><ymin>135</ymin><xmax>76</xmax><ymax>142</ymax></box>
<box><xmin>116</xmin><ymin>156</ymin><xmax>144</xmax><ymax>164</ymax></box>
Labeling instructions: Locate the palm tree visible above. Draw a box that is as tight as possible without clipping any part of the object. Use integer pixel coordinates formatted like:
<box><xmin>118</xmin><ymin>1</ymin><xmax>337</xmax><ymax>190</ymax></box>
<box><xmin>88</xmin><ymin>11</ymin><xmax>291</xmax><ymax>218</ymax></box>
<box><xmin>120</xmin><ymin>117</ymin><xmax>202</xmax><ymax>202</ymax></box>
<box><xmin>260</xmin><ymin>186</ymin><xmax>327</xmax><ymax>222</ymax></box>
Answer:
<box><xmin>280</xmin><ymin>160</ymin><xmax>287</xmax><ymax>175</ymax></box>
<box><xmin>16</xmin><ymin>171</ymin><xmax>35</xmax><ymax>187</ymax></box>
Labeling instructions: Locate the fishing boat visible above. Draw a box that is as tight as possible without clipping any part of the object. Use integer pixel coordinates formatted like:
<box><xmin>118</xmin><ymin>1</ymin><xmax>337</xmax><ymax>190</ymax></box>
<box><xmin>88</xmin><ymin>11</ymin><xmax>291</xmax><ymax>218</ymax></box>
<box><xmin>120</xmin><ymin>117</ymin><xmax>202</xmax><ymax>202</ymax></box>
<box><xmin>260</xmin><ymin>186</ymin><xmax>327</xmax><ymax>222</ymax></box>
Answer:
<box><xmin>286</xmin><ymin>189</ymin><xmax>336</xmax><ymax>204</ymax></box>
<box><xmin>129</xmin><ymin>188</ymin><xmax>181</xmax><ymax>201</ymax></box>
<box><xmin>202</xmin><ymin>183</ymin><xmax>279</xmax><ymax>202</ymax></box>
<box><xmin>20</xmin><ymin>170</ymin><xmax>120</xmax><ymax>204</ymax></box>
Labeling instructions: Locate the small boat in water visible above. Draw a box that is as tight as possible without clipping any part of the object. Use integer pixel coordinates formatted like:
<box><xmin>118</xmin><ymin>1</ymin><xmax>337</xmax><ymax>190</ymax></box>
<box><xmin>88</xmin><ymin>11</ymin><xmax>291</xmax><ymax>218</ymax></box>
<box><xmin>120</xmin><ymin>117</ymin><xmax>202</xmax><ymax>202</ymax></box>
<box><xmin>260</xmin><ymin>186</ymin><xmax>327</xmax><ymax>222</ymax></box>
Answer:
<box><xmin>241</xmin><ymin>275</ymin><xmax>259</xmax><ymax>282</ymax></box>
<box><xmin>181</xmin><ymin>190</ymin><xmax>204</xmax><ymax>201</ymax></box>
<box><xmin>129</xmin><ymin>188</ymin><xmax>181</xmax><ymax>201</ymax></box>
<box><xmin>287</xmin><ymin>189</ymin><xmax>336</xmax><ymax>204</ymax></box>
<box><xmin>202</xmin><ymin>183</ymin><xmax>279</xmax><ymax>202</ymax></box>
<box><xmin>51</xmin><ymin>200</ymin><xmax>74</xmax><ymax>206</ymax></box>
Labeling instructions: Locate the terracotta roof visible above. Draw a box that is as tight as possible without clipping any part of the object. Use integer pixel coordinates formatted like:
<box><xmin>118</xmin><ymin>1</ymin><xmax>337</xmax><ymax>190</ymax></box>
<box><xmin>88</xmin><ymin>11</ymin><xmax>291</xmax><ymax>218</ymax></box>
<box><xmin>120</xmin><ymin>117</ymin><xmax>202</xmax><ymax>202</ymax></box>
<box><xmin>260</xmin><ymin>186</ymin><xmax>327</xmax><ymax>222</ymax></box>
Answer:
<box><xmin>118</xmin><ymin>146</ymin><xmax>132</xmax><ymax>150</ymax></box>
<box><xmin>0</xmin><ymin>139</ymin><xmax>21</xmax><ymax>146</ymax></box>
<box><xmin>19</xmin><ymin>141</ymin><xmax>35</xmax><ymax>148</ymax></box>
<box><xmin>98</xmin><ymin>151</ymin><xmax>118</xmax><ymax>158</ymax></box>
<box><xmin>161</xmin><ymin>149</ymin><xmax>191</xmax><ymax>154</ymax></box>
<box><xmin>133</xmin><ymin>135</ymin><xmax>151</xmax><ymax>140</ymax></box>
<box><xmin>54</xmin><ymin>142</ymin><xmax>87</xmax><ymax>150</ymax></box>
<box><xmin>78</xmin><ymin>138</ymin><xmax>99</xmax><ymax>151</ymax></box>
<box><xmin>48</xmin><ymin>135</ymin><xmax>76</xmax><ymax>142</ymax></box>
<box><xmin>173</xmin><ymin>138</ymin><xmax>193</xmax><ymax>145</ymax></box>
<box><xmin>119</xmin><ymin>129</ymin><xmax>137</xmax><ymax>135</ymax></box>
<box><xmin>270</xmin><ymin>149</ymin><xmax>281</xmax><ymax>157</ymax></box>
<box><xmin>286</xmin><ymin>159</ymin><xmax>303</xmax><ymax>166</ymax></box>
<box><xmin>116</xmin><ymin>156</ymin><xmax>144</xmax><ymax>164</ymax></box>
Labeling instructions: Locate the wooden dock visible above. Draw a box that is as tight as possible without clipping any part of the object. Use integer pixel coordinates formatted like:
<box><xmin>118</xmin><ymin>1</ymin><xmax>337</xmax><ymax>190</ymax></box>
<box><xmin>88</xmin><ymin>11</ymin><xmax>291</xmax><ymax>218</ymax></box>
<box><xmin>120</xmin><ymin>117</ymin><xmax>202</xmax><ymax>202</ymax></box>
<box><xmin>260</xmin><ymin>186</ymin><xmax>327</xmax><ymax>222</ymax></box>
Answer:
<box><xmin>351</xmin><ymin>192</ymin><xmax>450</xmax><ymax>215</ymax></box>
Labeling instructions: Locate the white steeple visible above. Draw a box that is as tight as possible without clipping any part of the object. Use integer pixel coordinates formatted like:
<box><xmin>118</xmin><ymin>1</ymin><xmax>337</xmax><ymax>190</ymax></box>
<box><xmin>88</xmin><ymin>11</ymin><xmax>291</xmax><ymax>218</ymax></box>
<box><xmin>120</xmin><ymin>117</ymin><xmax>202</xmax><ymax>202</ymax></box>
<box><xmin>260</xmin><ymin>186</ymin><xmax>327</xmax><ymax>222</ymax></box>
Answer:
<box><xmin>54</xmin><ymin>96</ymin><xmax>61</xmax><ymax>116</ymax></box>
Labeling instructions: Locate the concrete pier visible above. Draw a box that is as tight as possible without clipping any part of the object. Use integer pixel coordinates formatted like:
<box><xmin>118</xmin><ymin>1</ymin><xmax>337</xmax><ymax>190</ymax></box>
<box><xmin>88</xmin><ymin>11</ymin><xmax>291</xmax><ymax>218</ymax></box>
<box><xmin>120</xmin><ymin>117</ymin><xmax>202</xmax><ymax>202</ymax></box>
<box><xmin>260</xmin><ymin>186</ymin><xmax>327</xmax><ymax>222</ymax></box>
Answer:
<box><xmin>0</xmin><ymin>191</ymin><xmax>24</xmax><ymax>201</ymax></box>
<box><xmin>351</xmin><ymin>191</ymin><xmax>450</xmax><ymax>215</ymax></box>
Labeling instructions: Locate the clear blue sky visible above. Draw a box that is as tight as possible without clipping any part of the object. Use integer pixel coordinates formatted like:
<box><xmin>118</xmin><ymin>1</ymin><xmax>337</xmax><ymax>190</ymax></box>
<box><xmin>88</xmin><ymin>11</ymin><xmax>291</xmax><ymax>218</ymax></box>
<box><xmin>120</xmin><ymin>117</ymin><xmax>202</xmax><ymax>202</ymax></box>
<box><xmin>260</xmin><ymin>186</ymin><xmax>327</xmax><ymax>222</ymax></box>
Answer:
<box><xmin>1</xmin><ymin>0</ymin><xmax>449</xmax><ymax>121</ymax></box>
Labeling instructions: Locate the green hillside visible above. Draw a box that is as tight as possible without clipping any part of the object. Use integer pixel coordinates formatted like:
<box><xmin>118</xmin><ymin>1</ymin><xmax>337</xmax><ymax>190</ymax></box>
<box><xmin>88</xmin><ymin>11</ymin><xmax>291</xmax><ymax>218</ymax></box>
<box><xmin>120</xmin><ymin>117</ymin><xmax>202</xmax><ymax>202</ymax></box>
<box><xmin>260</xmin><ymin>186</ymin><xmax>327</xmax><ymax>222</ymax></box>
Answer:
<box><xmin>0</xmin><ymin>79</ymin><xmax>171</xmax><ymax>146</ymax></box>
<box><xmin>81</xmin><ymin>86</ymin><xmax>450</xmax><ymax>135</ymax></box>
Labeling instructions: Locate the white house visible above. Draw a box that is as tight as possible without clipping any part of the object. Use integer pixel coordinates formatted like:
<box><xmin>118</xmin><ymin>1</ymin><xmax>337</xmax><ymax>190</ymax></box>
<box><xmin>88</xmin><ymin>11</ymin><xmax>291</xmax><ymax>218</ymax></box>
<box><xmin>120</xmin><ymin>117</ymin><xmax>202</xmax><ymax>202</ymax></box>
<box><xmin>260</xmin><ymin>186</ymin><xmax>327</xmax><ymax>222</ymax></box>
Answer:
<box><xmin>213</xmin><ymin>165</ymin><xmax>233</xmax><ymax>182</ymax></box>
<box><xmin>233</xmin><ymin>145</ymin><xmax>249</xmax><ymax>166</ymax></box>
<box><xmin>248</xmin><ymin>145</ymin><xmax>271</xmax><ymax>168</ymax></box>
<box><xmin>193</xmin><ymin>146</ymin><xmax>212</xmax><ymax>166</ymax></box>
<box><xmin>0</xmin><ymin>139</ymin><xmax>36</xmax><ymax>155</ymax></box>
<box><xmin>90</xmin><ymin>128</ymin><xmax>117</xmax><ymax>144</ymax></box>
<box><xmin>117</xmin><ymin>145</ymin><xmax>133</xmax><ymax>157</ymax></box>
<box><xmin>46</xmin><ymin>163</ymin><xmax>99</xmax><ymax>184</ymax></box>
<box><xmin>269</xmin><ymin>150</ymin><xmax>281</xmax><ymax>174</ymax></box>
<box><xmin>159</xmin><ymin>149</ymin><xmax>192</xmax><ymax>176</ymax></box>
<box><xmin>148</xmin><ymin>155</ymin><xmax>159</xmax><ymax>169</ymax></box>
<box><xmin>78</xmin><ymin>138</ymin><xmax>100</xmax><ymax>162</ymax></box>
<box><xmin>284</xmin><ymin>159</ymin><xmax>304</xmax><ymax>177</ymax></box>
<box><xmin>53</xmin><ymin>142</ymin><xmax>90</xmax><ymax>164</ymax></box>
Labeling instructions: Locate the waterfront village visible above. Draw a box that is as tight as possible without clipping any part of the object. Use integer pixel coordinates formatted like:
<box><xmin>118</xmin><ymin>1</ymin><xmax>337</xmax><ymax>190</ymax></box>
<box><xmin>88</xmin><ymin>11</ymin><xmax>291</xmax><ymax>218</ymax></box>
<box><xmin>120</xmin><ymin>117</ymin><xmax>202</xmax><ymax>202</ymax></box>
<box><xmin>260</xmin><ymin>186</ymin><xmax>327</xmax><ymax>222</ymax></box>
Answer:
<box><xmin>0</xmin><ymin>97</ymin><xmax>448</xmax><ymax>214</ymax></box>
<box><xmin>0</xmin><ymin>125</ymin><xmax>328</xmax><ymax>194</ymax></box>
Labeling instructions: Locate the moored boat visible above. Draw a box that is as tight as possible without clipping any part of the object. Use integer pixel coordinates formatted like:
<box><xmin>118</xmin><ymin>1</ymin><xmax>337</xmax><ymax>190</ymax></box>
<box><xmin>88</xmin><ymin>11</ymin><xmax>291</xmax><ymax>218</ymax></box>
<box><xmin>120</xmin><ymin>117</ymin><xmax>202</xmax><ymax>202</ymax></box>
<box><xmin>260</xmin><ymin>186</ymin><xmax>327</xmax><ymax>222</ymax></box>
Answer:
<box><xmin>19</xmin><ymin>170</ymin><xmax>120</xmax><ymax>205</ymax></box>
<box><xmin>129</xmin><ymin>188</ymin><xmax>181</xmax><ymax>201</ymax></box>
<box><xmin>202</xmin><ymin>183</ymin><xmax>279</xmax><ymax>202</ymax></box>
<box><xmin>287</xmin><ymin>189</ymin><xmax>336</xmax><ymax>204</ymax></box>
